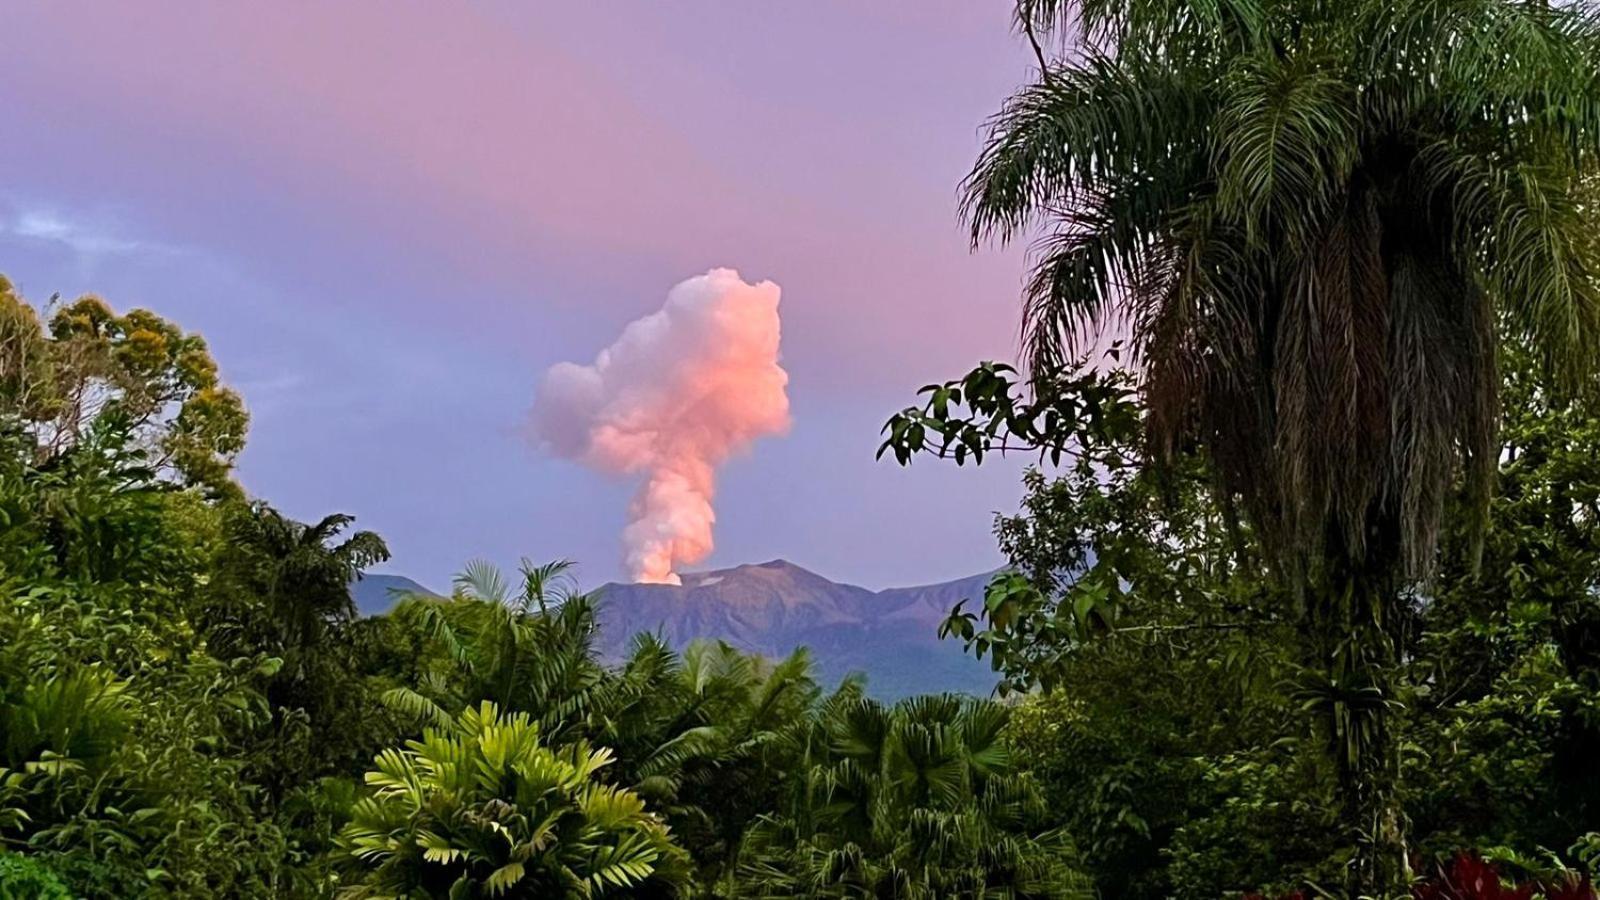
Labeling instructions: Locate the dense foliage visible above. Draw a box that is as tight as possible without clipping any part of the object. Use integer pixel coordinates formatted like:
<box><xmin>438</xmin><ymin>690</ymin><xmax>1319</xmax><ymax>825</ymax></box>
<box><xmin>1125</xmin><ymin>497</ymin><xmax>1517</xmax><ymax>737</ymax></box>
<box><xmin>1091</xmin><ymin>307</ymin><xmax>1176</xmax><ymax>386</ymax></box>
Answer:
<box><xmin>887</xmin><ymin>0</ymin><xmax>1600</xmax><ymax>892</ymax></box>
<box><xmin>6</xmin><ymin>4</ymin><xmax>1600</xmax><ymax>894</ymax></box>
<box><xmin>338</xmin><ymin>701</ymin><xmax>688</xmax><ymax>898</ymax></box>
<box><xmin>0</xmin><ymin>290</ymin><xmax>1591</xmax><ymax>900</ymax></box>
<box><xmin>883</xmin><ymin>344</ymin><xmax>1600</xmax><ymax>897</ymax></box>
<box><xmin>0</xmin><ymin>280</ymin><xmax>1092</xmax><ymax>898</ymax></box>
<box><xmin>738</xmin><ymin>691</ymin><xmax>1090</xmax><ymax>898</ymax></box>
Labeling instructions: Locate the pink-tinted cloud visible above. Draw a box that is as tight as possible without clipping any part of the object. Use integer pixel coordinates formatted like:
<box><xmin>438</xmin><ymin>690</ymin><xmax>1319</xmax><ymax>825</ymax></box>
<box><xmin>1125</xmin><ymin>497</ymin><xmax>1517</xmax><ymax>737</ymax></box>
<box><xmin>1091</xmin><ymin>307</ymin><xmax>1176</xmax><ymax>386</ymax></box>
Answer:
<box><xmin>534</xmin><ymin>269</ymin><xmax>789</xmax><ymax>584</ymax></box>
<box><xmin>1</xmin><ymin>3</ymin><xmax>751</xmax><ymax>263</ymax></box>
<box><xmin>0</xmin><ymin>2</ymin><xmax>1038</xmax><ymax>589</ymax></box>
<box><xmin>0</xmin><ymin>2</ymin><xmax>1029</xmax><ymax>375</ymax></box>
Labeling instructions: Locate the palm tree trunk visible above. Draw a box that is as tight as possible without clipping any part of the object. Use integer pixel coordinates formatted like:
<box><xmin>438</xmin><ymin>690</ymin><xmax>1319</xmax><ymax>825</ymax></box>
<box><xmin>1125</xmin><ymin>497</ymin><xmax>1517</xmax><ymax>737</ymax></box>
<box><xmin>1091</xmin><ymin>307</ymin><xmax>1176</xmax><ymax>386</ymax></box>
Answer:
<box><xmin>1338</xmin><ymin>660</ymin><xmax>1408</xmax><ymax>897</ymax></box>
<box><xmin>1312</xmin><ymin>523</ymin><xmax>1412</xmax><ymax>897</ymax></box>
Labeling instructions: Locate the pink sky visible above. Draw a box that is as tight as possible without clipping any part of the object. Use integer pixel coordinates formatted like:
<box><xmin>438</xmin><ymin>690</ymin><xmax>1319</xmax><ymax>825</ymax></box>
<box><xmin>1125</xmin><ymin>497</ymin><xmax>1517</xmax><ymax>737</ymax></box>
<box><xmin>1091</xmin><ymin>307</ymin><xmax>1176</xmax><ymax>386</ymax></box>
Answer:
<box><xmin>0</xmin><ymin>2</ymin><xmax>1038</xmax><ymax>588</ymax></box>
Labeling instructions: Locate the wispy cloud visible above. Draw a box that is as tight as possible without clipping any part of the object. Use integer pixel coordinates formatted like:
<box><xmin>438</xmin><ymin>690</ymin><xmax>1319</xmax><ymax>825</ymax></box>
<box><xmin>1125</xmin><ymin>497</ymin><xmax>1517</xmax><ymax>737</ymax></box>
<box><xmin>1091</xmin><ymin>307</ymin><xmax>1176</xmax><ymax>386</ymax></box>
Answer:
<box><xmin>0</xmin><ymin>202</ymin><xmax>179</xmax><ymax>272</ymax></box>
<box><xmin>8</xmin><ymin>208</ymin><xmax>144</xmax><ymax>255</ymax></box>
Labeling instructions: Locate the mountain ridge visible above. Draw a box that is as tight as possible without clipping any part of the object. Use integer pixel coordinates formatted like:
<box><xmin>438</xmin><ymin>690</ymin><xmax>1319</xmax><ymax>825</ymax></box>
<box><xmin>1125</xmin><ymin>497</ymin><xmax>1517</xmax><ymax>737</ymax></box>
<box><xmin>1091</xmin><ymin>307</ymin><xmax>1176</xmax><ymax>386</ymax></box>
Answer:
<box><xmin>350</xmin><ymin>573</ymin><xmax>439</xmax><ymax>617</ymax></box>
<box><xmin>593</xmin><ymin>559</ymin><xmax>1000</xmax><ymax>699</ymax></box>
<box><xmin>350</xmin><ymin>560</ymin><xmax>1003</xmax><ymax>699</ymax></box>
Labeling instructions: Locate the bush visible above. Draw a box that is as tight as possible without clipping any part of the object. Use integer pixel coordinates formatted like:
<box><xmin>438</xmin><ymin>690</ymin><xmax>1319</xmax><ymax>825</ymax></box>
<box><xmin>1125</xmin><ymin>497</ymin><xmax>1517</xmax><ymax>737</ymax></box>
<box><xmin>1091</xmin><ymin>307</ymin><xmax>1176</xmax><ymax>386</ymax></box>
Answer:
<box><xmin>0</xmin><ymin>851</ymin><xmax>72</xmax><ymax>900</ymax></box>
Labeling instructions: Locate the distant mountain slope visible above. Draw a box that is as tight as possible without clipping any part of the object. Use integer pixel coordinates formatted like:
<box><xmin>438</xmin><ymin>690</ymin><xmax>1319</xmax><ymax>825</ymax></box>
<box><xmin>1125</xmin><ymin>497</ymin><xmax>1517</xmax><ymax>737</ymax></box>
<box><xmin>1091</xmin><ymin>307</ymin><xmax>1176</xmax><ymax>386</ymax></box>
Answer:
<box><xmin>594</xmin><ymin>560</ymin><xmax>999</xmax><ymax>699</ymax></box>
<box><xmin>350</xmin><ymin>574</ymin><xmax>438</xmax><ymax>616</ymax></box>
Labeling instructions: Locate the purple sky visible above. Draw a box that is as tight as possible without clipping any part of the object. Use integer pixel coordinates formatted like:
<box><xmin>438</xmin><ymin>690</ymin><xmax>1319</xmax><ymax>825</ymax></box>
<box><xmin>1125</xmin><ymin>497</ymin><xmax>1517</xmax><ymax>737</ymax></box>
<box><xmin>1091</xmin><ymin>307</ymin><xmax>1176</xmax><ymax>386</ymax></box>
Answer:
<box><xmin>0</xmin><ymin>2</ymin><xmax>1038</xmax><ymax>590</ymax></box>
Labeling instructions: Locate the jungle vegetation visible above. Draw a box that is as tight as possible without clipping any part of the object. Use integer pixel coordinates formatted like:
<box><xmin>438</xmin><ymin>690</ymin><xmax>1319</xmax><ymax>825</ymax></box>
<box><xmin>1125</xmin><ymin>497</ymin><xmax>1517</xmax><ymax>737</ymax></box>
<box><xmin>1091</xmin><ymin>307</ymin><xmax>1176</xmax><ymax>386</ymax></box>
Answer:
<box><xmin>5</xmin><ymin>0</ymin><xmax>1600</xmax><ymax>896</ymax></box>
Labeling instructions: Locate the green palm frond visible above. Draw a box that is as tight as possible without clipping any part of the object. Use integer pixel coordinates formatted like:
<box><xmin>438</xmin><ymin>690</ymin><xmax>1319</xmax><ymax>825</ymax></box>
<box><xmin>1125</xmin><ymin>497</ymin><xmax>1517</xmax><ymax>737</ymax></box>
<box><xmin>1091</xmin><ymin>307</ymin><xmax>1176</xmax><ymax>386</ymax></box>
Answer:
<box><xmin>516</xmin><ymin>557</ymin><xmax>578</xmax><ymax>614</ymax></box>
<box><xmin>454</xmin><ymin>558</ymin><xmax>509</xmax><ymax>604</ymax></box>
<box><xmin>1211</xmin><ymin>50</ymin><xmax>1360</xmax><ymax>247</ymax></box>
<box><xmin>338</xmin><ymin>701</ymin><xmax>685</xmax><ymax>898</ymax></box>
<box><xmin>963</xmin><ymin>55</ymin><xmax>1208</xmax><ymax>248</ymax></box>
<box><xmin>636</xmin><ymin>725</ymin><xmax>724</xmax><ymax>781</ymax></box>
<box><xmin>1</xmin><ymin>669</ymin><xmax>132</xmax><ymax>771</ymax></box>
<box><xmin>968</xmin><ymin>0</ymin><xmax>1600</xmax><ymax>587</ymax></box>
<box><xmin>334</xmin><ymin>530</ymin><xmax>391</xmax><ymax>572</ymax></box>
<box><xmin>303</xmin><ymin>512</ymin><xmax>356</xmax><ymax>546</ymax></box>
<box><xmin>377</xmin><ymin>686</ymin><xmax>453</xmax><ymax>730</ymax></box>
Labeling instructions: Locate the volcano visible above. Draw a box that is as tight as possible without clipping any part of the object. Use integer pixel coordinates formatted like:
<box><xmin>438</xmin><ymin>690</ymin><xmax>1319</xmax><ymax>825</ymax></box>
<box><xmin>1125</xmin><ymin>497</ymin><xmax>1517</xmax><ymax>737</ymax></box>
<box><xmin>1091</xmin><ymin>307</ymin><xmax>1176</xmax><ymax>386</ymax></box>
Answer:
<box><xmin>594</xmin><ymin>559</ymin><xmax>999</xmax><ymax>699</ymax></box>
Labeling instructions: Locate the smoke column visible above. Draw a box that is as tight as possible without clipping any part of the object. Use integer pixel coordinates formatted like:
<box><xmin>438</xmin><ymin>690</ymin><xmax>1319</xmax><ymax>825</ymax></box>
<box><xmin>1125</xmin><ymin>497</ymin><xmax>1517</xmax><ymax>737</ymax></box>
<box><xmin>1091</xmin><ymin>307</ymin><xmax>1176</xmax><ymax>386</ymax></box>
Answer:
<box><xmin>532</xmin><ymin>268</ymin><xmax>790</xmax><ymax>584</ymax></box>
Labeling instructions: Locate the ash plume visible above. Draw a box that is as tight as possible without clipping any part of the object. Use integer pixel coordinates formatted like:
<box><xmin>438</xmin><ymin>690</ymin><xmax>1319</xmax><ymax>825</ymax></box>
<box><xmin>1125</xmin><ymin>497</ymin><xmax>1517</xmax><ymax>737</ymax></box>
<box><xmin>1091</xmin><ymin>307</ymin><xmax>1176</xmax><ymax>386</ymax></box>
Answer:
<box><xmin>532</xmin><ymin>268</ymin><xmax>790</xmax><ymax>584</ymax></box>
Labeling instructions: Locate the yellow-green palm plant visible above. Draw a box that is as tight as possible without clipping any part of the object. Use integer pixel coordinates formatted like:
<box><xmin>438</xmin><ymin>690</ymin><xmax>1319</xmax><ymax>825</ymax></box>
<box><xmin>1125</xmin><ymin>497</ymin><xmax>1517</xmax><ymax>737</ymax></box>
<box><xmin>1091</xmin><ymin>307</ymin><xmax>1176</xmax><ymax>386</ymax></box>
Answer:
<box><xmin>961</xmin><ymin>0</ymin><xmax>1600</xmax><ymax>889</ymax></box>
<box><xmin>338</xmin><ymin>700</ymin><xmax>688</xmax><ymax>899</ymax></box>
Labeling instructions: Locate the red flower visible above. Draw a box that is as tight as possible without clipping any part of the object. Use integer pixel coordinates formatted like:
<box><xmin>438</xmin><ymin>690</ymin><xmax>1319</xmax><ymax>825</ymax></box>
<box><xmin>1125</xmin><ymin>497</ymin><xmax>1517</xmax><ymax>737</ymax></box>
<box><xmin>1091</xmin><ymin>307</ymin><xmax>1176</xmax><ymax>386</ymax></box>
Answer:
<box><xmin>1413</xmin><ymin>853</ymin><xmax>1534</xmax><ymax>900</ymax></box>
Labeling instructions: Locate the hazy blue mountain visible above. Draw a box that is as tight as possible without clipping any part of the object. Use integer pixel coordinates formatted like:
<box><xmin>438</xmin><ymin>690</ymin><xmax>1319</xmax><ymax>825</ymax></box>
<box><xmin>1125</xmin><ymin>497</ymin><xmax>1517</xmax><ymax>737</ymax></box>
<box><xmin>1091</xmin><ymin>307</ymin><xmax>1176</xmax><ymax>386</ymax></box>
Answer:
<box><xmin>350</xmin><ymin>573</ymin><xmax>438</xmax><ymax>616</ymax></box>
<box><xmin>594</xmin><ymin>560</ymin><xmax>1000</xmax><ymax>699</ymax></box>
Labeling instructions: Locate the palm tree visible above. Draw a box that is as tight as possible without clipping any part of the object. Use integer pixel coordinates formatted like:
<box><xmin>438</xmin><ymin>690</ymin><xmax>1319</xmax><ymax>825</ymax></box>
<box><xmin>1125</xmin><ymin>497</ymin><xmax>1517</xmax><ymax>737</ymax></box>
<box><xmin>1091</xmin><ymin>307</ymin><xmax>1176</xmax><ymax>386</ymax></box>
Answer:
<box><xmin>388</xmin><ymin>562</ymin><xmax>825</xmax><ymax>889</ymax></box>
<box><xmin>337</xmin><ymin>700</ymin><xmax>688</xmax><ymax>898</ymax></box>
<box><xmin>962</xmin><ymin>0</ymin><xmax>1600</xmax><ymax>888</ymax></box>
<box><xmin>221</xmin><ymin>503</ymin><xmax>390</xmax><ymax>660</ymax></box>
<box><xmin>738</xmin><ymin>691</ymin><xmax>1090</xmax><ymax>899</ymax></box>
<box><xmin>203</xmin><ymin>504</ymin><xmax>389</xmax><ymax>805</ymax></box>
<box><xmin>595</xmin><ymin>638</ymin><xmax>822</xmax><ymax>892</ymax></box>
<box><xmin>383</xmin><ymin>558</ymin><xmax>607</xmax><ymax>745</ymax></box>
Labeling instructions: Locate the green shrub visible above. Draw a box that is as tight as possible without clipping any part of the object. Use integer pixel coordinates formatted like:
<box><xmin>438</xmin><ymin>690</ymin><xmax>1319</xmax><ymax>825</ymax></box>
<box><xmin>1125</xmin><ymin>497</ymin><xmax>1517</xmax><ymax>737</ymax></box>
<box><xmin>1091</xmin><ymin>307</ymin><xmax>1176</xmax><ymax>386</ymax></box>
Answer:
<box><xmin>0</xmin><ymin>851</ymin><xmax>72</xmax><ymax>900</ymax></box>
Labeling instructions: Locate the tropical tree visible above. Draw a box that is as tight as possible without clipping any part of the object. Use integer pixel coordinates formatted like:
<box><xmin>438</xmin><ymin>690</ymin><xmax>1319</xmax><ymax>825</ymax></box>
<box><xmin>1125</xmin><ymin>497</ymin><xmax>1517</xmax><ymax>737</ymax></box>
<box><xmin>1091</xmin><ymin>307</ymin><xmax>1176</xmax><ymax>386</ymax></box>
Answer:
<box><xmin>196</xmin><ymin>503</ymin><xmax>395</xmax><ymax>811</ymax></box>
<box><xmin>0</xmin><ymin>276</ymin><xmax>248</xmax><ymax>493</ymax></box>
<box><xmin>594</xmin><ymin>637</ymin><xmax>822</xmax><ymax>892</ymax></box>
<box><xmin>383</xmin><ymin>559</ymin><xmax>607</xmax><ymax>745</ymax></box>
<box><xmin>210</xmin><ymin>503</ymin><xmax>390</xmax><ymax>661</ymax></box>
<box><xmin>337</xmin><ymin>700</ymin><xmax>688</xmax><ymax>898</ymax></box>
<box><xmin>887</xmin><ymin>345</ymin><xmax>1600</xmax><ymax>895</ymax></box>
<box><xmin>898</xmin><ymin>0</ymin><xmax>1600</xmax><ymax>889</ymax></box>
<box><xmin>738</xmin><ymin>690</ymin><xmax>1090</xmax><ymax>899</ymax></box>
<box><xmin>387</xmin><ymin>560</ymin><xmax>827</xmax><ymax>891</ymax></box>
